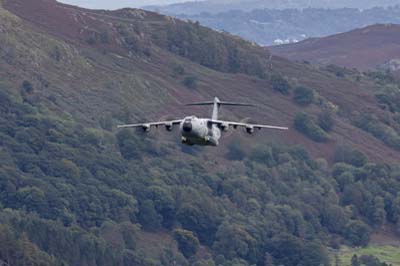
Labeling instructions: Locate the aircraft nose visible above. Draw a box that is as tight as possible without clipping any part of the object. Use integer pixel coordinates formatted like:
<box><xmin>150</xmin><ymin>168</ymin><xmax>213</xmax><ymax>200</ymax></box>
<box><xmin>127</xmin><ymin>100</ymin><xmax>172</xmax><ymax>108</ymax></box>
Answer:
<box><xmin>182</xmin><ymin>121</ymin><xmax>192</xmax><ymax>132</ymax></box>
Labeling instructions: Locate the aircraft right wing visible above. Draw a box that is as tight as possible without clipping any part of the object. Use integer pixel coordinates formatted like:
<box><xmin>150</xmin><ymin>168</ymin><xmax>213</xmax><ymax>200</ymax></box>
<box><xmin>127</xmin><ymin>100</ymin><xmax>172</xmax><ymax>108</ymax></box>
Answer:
<box><xmin>209</xmin><ymin>120</ymin><xmax>289</xmax><ymax>131</ymax></box>
<box><xmin>117</xmin><ymin>120</ymin><xmax>183</xmax><ymax>131</ymax></box>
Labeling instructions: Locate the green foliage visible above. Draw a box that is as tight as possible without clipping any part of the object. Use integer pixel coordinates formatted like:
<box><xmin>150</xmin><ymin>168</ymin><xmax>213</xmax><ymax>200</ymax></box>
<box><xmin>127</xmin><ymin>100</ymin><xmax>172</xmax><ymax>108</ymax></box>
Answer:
<box><xmin>173</xmin><ymin>229</ymin><xmax>200</xmax><ymax>258</ymax></box>
<box><xmin>2</xmin><ymin>86</ymin><xmax>400</xmax><ymax>265</ymax></box>
<box><xmin>293</xmin><ymin>86</ymin><xmax>315</xmax><ymax>106</ymax></box>
<box><xmin>183</xmin><ymin>75</ymin><xmax>198</xmax><ymax>89</ymax></box>
<box><xmin>176</xmin><ymin>201</ymin><xmax>221</xmax><ymax>245</ymax></box>
<box><xmin>359</xmin><ymin>255</ymin><xmax>391</xmax><ymax>266</ymax></box>
<box><xmin>334</xmin><ymin>145</ymin><xmax>368</xmax><ymax>167</ymax></box>
<box><xmin>366</xmin><ymin>71</ymin><xmax>397</xmax><ymax>85</ymax></box>
<box><xmin>318</xmin><ymin>111</ymin><xmax>335</xmax><ymax>132</ymax></box>
<box><xmin>138</xmin><ymin>200</ymin><xmax>163</xmax><ymax>231</ymax></box>
<box><xmin>268</xmin><ymin>234</ymin><xmax>330</xmax><ymax>266</ymax></box>
<box><xmin>346</xmin><ymin>221</ymin><xmax>370</xmax><ymax>247</ymax></box>
<box><xmin>160</xmin><ymin>20</ymin><xmax>268</xmax><ymax>78</ymax></box>
<box><xmin>22</xmin><ymin>80</ymin><xmax>33</xmax><ymax>94</ymax></box>
<box><xmin>172</xmin><ymin>64</ymin><xmax>185</xmax><ymax>76</ymax></box>
<box><xmin>352</xmin><ymin>254</ymin><xmax>360</xmax><ymax>266</ymax></box>
<box><xmin>227</xmin><ymin>140</ymin><xmax>246</xmax><ymax>160</ymax></box>
<box><xmin>376</xmin><ymin>92</ymin><xmax>400</xmax><ymax>113</ymax></box>
<box><xmin>0</xmin><ymin>224</ymin><xmax>61</xmax><ymax>266</ymax></box>
<box><xmin>270</xmin><ymin>74</ymin><xmax>291</xmax><ymax>95</ymax></box>
<box><xmin>213</xmin><ymin>223</ymin><xmax>257</xmax><ymax>262</ymax></box>
<box><xmin>353</xmin><ymin>113</ymin><xmax>400</xmax><ymax>151</ymax></box>
<box><xmin>325</xmin><ymin>64</ymin><xmax>354</xmax><ymax>78</ymax></box>
<box><xmin>294</xmin><ymin>112</ymin><xmax>330</xmax><ymax>142</ymax></box>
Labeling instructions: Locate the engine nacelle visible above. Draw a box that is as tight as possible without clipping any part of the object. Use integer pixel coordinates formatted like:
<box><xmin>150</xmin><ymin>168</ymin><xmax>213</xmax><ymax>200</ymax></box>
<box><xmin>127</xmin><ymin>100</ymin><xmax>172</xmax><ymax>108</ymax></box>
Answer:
<box><xmin>165</xmin><ymin>123</ymin><xmax>173</xmax><ymax>131</ymax></box>
<box><xmin>246</xmin><ymin>126</ymin><xmax>254</xmax><ymax>134</ymax></box>
<box><xmin>142</xmin><ymin>124</ymin><xmax>150</xmax><ymax>132</ymax></box>
<box><xmin>220</xmin><ymin>123</ymin><xmax>229</xmax><ymax>132</ymax></box>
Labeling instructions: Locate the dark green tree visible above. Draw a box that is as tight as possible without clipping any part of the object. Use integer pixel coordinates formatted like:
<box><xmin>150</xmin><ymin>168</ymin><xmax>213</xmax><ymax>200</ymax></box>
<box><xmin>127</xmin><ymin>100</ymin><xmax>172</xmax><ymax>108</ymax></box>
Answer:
<box><xmin>173</xmin><ymin>229</ymin><xmax>200</xmax><ymax>258</ymax></box>
<box><xmin>293</xmin><ymin>86</ymin><xmax>315</xmax><ymax>106</ymax></box>
<box><xmin>270</xmin><ymin>74</ymin><xmax>291</xmax><ymax>95</ymax></box>
<box><xmin>138</xmin><ymin>200</ymin><xmax>162</xmax><ymax>231</ymax></box>
<box><xmin>318</xmin><ymin>111</ymin><xmax>334</xmax><ymax>132</ymax></box>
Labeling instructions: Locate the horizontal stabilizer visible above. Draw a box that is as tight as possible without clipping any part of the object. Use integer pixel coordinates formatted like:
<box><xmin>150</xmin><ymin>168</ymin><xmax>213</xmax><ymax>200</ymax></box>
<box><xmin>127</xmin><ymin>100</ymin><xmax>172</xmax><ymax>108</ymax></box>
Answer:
<box><xmin>186</xmin><ymin>101</ymin><xmax>255</xmax><ymax>107</ymax></box>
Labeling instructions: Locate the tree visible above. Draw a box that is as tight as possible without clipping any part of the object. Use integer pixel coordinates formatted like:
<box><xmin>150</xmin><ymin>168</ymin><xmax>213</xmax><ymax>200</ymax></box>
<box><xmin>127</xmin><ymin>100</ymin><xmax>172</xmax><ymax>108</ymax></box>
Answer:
<box><xmin>213</xmin><ymin>223</ymin><xmax>257</xmax><ymax>263</ymax></box>
<box><xmin>227</xmin><ymin>140</ymin><xmax>246</xmax><ymax>160</ymax></box>
<box><xmin>294</xmin><ymin>112</ymin><xmax>329</xmax><ymax>142</ymax></box>
<box><xmin>318</xmin><ymin>111</ymin><xmax>334</xmax><ymax>132</ymax></box>
<box><xmin>22</xmin><ymin>80</ymin><xmax>34</xmax><ymax>94</ymax></box>
<box><xmin>346</xmin><ymin>221</ymin><xmax>370</xmax><ymax>247</ymax></box>
<box><xmin>301</xmin><ymin>241</ymin><xmax>330</xmax><ymax>266</ymax></box>
<box><xmin>138</xmin><ymin>200</ymin><xmax>162</xmax><ymax>231</ymax></box>
<box><xmin>268</xmin><ymin>234</ymin><xmax>304</xmax><ymax>266</ymax></box>
<box><xmin>177</xmin><ymin>203</ymin><xmax>221</xmax><ymax>245</ymax></box>
<box><xmin>173</xmin><ymin>229</ymin><xmax>200</xmax><ymax>258</ymax></box>
<box><xmin>334</xmin><ymin>146</ymin><xmax>368</xmax><ymax>167</ymax></box>
<box><xmin>293</xmin><ymin>86</ymin><xmax>314</xmax><ymax>106</ymax></box>
<box><xmin>351</xmin><ymin>254</ymin><xmax>359</xmax><ymax>266</ymax></box>
<box><xmin>270</xmin><ymin>74</ymin><xmax>291</xmax><ymax>95</ymax></box>
<box><xmin>359</xmin><ymin>255</ymin><xmax>388</xmax><ymax>266</ymax></box>
<box><xmin>370</xmin><ymin>196</ymin><xmax>386</xmax><ymax>227</ymax></box>
<box><xmin>183</xmin><ymin>76</ymin><xmax>198</xmax><ymax>89</ymax></box>
<box><xmin>264</xmin><ymin>252</ymin><xmax>274</xmax><ymax>266</ymax></box>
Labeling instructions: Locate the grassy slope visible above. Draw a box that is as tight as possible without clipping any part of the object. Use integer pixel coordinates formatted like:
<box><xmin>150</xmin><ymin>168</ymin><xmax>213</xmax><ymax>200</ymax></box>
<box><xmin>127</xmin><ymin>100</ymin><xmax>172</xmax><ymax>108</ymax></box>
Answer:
<box><xmin>1</xmin><ymin>0</ymin><xmax>400</xmax><ymax>164</ymax></box>
<box><xmin>270</xmin><ymin>24</ymin><xmax>400</xmax><ymax>71</ymax></box>
<box><xmin>335</xmin><ymin>245</ymin><xmax>400</xmax><ymax>266</ymax></box>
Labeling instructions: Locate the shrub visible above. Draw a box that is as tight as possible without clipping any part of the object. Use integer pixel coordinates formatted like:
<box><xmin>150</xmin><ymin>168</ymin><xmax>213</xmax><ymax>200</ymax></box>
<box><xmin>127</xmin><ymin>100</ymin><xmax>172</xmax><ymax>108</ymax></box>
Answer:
<box><xmin>326</xmin><ymin>64</ymin><xmax>346</xmax><ymax>77</ymax></box>
<box><xmin>345</xmin><ymin>220</ymin><xmax>370</xmax><ymax>247</ymax></box>
<box><xmin>22</xmin><ymin>80</ymin><xmax>34</xmax><ymax>94</ymax></box>
<box><xmin>294</xmin><ymin>113</ymin><xmax>329</xmax><ymax>142</ymax></box>
<box><xmin>293</xmin><ymin>86</ymin><xmax>314</xmax><ymax>106</ymax></box>
<box><xmin>318</xmin><ymin>111</ymin><xmax>334</xmax><ymax>132</ymax></box>
<box><xmin>270</xmin><ymin>74</ymin><xmax>291</xmax><ymax>95</ymax></box>
<box><xmin>173</xmin><ymin>229</ymin><xmax>200</xmax><ymax>258</ymax></box>
<box><xmin>359</xmin><ymin>255</ymin><xmax>389</xmax><ymax>266</ymax></box>
<box><xmin>183</xmin><ymin>76</ymin><xmax>198</xmax><ymax>89</ymax></box>
<box><xmin>172</xmin><ymin>64</ymin><xmax>185</xmax><ymax>76</ymax></box>
<box><xmin>334</xmin><ymin>146</ymin><xmax>368</xmax><ymax>167</ymax></box>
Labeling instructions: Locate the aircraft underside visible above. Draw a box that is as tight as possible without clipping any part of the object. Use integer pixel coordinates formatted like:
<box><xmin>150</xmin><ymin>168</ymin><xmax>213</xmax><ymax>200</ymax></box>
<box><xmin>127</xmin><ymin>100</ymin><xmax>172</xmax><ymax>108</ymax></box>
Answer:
<box><xmin>181</xmin><ymin>135</ymin><xmax>218</xmax><ymax>146</ymax></box>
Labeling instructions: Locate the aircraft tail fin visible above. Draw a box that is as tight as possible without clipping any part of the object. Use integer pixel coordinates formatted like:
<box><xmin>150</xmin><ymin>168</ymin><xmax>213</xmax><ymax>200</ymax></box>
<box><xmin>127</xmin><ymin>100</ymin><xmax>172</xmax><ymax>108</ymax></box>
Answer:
<box><xmin>185</xmin><ymin>97</ymin><xmax>255</xmax><ymax>120</ymax></box>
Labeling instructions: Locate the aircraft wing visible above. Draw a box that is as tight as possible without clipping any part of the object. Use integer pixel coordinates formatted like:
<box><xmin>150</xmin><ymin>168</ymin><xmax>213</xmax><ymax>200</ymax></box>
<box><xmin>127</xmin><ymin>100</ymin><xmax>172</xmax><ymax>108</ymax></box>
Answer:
<box><xmin>117</xmin><ymin>120</ymin><xmax>183</xmax><ymax>129</ymax></box>
<box><xmin>209</xmin><ymin>120</ymin><xmax>289</xmax><ymax>131</ymax></box>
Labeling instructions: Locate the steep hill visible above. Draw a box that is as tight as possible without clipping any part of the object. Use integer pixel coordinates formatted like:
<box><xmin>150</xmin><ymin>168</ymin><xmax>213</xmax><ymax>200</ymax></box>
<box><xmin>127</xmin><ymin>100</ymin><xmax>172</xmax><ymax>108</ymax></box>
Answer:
<box><xmin>2</xmin><ymin>0</ymin><xmax>400</xmax><ymax>163</ymax></box>
<box><xmin>172</xmin><ymin>7</ymin><xmax>400</xmax><ymax>46</ymax></box>
<box><xmin>1</xmin><ymin>0</ymin><xmax>400</xmax><ymax>265</ymax></box>
<box><xmin>270</xmin><ymin>24</ymin><xmax>400</xmax><ymax>71</ymax></box>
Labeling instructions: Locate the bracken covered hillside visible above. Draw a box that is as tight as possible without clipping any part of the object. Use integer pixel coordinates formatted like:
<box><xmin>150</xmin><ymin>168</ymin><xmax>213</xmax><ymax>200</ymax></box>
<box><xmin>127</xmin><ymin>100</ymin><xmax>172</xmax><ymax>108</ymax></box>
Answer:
<box><xmin>1</xmin><ymin>0</ymin><xmax>400</xmax><ymax>265</ymax></box>
<box><xmin>270</xmin><ymin>24</ymin><xmax>400</xmax><ymax>71</ymax></box>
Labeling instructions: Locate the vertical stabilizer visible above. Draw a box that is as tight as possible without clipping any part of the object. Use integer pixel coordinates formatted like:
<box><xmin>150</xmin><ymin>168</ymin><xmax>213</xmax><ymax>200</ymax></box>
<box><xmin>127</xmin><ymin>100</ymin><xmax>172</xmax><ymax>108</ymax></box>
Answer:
<box><xmin>212</xmin><ymin>97</ymin><xmax>220</xmax><ymax>120</ymax></box>
<box><xmin>185</xmin><ymin>97</ymin><xmax>254</xmax><ymax>120</ymax></box>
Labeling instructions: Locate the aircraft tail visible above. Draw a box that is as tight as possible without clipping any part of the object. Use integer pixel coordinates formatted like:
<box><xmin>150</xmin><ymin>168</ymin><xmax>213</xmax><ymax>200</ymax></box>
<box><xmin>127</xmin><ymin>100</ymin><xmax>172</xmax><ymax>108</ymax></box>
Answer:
<box><xmin>186</xmin><ymin>97</ymin><xmax>255</xmax><ymax>120</ymax></box>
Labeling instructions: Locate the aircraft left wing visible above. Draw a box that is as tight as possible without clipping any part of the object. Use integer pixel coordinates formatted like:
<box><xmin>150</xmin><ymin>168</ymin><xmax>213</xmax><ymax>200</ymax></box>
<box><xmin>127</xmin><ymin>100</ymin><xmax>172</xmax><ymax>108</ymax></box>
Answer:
<box><xmin>209</xmin><ymin>120</ymin><xmax>289</xmax><ymax>131</ymax></box>
<box><xmin>117</xmin><ymin>120</ymin><xmax>183</xmax><ymax>131</ymax></box>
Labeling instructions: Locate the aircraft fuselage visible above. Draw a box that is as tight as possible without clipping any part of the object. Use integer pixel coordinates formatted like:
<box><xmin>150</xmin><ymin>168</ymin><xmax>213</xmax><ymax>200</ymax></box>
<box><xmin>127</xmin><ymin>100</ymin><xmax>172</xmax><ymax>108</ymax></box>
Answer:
<box><xmin>180</xmin><ymin>116</ymin><xmax>221</xmax><ymax>146</ymax></box>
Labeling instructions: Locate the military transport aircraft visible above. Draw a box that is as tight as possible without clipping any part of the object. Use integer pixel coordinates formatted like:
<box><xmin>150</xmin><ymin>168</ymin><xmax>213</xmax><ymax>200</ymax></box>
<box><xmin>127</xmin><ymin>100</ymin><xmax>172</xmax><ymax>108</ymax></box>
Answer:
<box><xmin>117</xmin><ymin>97</ymin><xmax>288</xmax><ymax>146</ymax></box>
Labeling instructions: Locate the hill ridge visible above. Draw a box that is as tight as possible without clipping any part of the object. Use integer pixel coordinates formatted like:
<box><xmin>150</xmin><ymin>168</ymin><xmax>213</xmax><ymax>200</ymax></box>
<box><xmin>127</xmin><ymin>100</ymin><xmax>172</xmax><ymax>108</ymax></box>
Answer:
<box><xmin>270</xmin><ymin>23</ymin><xmax>400</xmax><ymax>71</ymax></box>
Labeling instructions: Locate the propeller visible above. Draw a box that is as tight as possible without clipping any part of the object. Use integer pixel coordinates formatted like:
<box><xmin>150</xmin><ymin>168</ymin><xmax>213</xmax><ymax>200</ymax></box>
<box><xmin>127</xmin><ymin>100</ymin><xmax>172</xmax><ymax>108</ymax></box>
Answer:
<box><xmin>224</xmin><ymin>117</ymin><xmax>252</xmax><ymax>138</ymax></box>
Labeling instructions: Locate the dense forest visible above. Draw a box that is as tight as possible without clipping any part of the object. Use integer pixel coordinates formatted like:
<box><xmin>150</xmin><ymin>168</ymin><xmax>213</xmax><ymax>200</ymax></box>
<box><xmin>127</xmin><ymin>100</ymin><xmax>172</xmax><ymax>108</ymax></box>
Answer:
<box><xmin>1</xmin><ymin>0</ymin><xmax>400</xmax><ymax>265</ymax></box>
<box><xmin>1</xmin><ymin>77</ymin><xmax>400</xmax><ymax>265</ymax></box>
